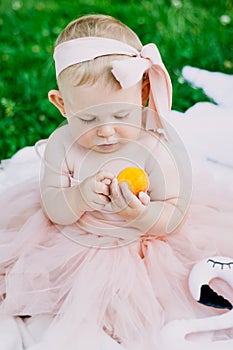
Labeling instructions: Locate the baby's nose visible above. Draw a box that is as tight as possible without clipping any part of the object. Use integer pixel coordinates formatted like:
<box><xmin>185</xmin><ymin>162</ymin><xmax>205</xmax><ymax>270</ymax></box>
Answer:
<box><xmin>97</xmin><ymin>124</ymin><xmax>115</xmax><ymax>137</ymax></box>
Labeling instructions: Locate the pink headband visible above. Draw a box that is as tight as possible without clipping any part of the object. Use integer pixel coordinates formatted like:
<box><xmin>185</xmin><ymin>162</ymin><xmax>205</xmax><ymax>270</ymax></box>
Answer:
<box><xmin>54</xmin><ymin>37</ymin><xmax>172</xmax><ymax>129</ymax></box>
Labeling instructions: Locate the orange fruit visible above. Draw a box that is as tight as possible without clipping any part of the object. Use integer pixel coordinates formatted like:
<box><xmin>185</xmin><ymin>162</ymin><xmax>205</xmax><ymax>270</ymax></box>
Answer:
<box><xmin>117</xmin><ymin>167</ymin><xmax>149</xmax><ymax>196</ymax></box>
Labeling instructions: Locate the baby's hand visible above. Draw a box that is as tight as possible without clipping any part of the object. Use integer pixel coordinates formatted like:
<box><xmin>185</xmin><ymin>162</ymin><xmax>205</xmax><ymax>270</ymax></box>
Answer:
<box><xmin>109</xmin><ymin>178</ymin><xmax>150</xmax><ymax>221</ymax></box>
<box><xmin>79</xmin><ymin>170</ymin><xmax>114</xmax><ymax>211</ymax></box>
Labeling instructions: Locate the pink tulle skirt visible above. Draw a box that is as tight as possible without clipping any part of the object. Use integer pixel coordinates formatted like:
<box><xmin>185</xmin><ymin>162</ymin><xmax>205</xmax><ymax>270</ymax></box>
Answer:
<box><xmin>0</xmin><ymin>149</ymin><xmax>233</xmax><ymax>349</ymax></box>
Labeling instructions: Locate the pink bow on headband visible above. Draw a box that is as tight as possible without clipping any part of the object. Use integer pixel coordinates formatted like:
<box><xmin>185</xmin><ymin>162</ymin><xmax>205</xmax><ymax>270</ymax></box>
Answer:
<box><xmin>54</xmin><ymin>37</ymin><xmax>172</xmax><ymax>128</ymax></box>
<box><xmin>111</xmin><ymin>43</ymin><xmax>172</xmax><ymax>124</ymax></box>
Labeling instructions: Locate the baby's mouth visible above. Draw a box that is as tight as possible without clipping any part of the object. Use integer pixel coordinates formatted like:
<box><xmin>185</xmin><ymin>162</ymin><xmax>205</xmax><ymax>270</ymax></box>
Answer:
<box><xmin>96</xmin><ymin>142</ymin><xmax>119</xmax><ymax>151</ymax></box>
<box><xmin>97</xmin><ymin>143</ymin><xmax>117</xmax><ymax>147</ymax></box>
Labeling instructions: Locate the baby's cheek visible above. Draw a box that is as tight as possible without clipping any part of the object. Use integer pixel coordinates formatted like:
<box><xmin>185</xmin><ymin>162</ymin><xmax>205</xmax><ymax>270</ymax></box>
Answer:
<box><xmin>76</xmin><ymin>130</ymin><xmax>95</xmax><ymax>148</ymax></box>
<box><xmin>119</xmin><ymin>125</ymin><xmax>141</xmax><ymax>141</ymax></box>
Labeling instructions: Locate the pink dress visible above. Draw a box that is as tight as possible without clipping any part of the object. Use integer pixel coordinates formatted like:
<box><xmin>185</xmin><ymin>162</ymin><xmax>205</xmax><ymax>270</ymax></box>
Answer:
<box><xmin>0</xmin><ymin>115</ymin><xmax>233</xmax><ymax>349</ymax></box>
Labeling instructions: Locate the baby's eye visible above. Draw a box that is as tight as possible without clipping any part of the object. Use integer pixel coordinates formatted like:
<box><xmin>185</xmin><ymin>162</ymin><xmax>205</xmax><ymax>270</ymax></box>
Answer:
<box><xmin>79</xmin><ymin>117</ymin><xmax>96</xmax><ymax>124</ymax></box>
<box><xmin>114</xmin><ymin>113</ymin><xmax>129</xmax><ymax>120</ymax></box>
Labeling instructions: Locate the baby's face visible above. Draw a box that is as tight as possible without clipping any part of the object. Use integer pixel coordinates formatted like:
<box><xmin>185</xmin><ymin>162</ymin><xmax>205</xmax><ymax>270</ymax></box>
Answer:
<box><xmin>62</xmin><ymin>81</ymin><xmax>143</xmax><ymax>153</ymax></box>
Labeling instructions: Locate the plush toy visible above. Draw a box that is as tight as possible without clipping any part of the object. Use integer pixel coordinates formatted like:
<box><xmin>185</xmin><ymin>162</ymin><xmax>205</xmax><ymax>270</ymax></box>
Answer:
<box><xmin>160</xmin><ymin>256</ymin><xmax>233</xmax><ymax>350</ymax></box>
<box><xmin>117</xmin><ymin>167</ymin><xmax>149</xmax><ymax>196</ymax></box>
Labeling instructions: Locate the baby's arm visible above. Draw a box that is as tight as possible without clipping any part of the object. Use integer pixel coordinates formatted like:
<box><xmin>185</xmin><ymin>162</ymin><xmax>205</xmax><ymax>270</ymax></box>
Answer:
<box><xmin>128</xmin><ymin>194</ymin><xmax>187</xmax><ymax>236</ymax></box>
<box><xmin>110</xmin><ymin>139</ymin><xmax>191</xmax><ymax>236</ymax></box>
<box><xmin>136</xmin><ymin>139</ymin><xmax>191</xmax><ymax>235</ymax></box>
<box><xmin>40</xmin><ymin>127</ymin><xmax>113</xmax><ymax>225</ymax></box>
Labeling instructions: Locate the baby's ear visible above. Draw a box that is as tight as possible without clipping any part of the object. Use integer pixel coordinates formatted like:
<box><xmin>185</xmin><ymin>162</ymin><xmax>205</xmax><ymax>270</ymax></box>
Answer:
<box><xmin>48</xmin><ymin>90</ymin><xmax>66</xmax><ymax>117</ymax></box>
<box><xmin>142</xmin><ymin>74</ymin><xmax>150</xmax><ymax>106</ymax></box>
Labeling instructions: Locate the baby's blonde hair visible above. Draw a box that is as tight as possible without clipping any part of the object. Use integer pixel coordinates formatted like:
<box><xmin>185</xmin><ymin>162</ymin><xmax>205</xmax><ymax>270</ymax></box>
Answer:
<box><xmin>55</xmin><ymin>14</ymin><xmax>142</xmax><ymax>89</ymax></box>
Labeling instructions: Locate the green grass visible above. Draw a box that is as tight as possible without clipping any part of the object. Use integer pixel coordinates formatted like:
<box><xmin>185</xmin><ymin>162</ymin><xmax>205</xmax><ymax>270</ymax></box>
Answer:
<box><xmin>0</xmin><ymin>0</ymin><xmax>233</xmax><ymax>160</ymax></box>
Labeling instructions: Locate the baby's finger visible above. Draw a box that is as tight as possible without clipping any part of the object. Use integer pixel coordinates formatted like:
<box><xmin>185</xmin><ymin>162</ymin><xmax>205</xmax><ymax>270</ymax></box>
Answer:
<box><xmin>91</xmin><ymin>194</ymin><xmax>110</xmax><ymax>210</ymax></box>
<box><xmin>95</xmin><ymin>181</ymin><xmax>111</xmax><ymax>196</ymax></box>
<box><xmin>110</xmin><ymin>178</ymin><xmax>126</xmax><ymax>208</ymax></box>
<box><xmin>95</xmin><ymin>170</ymin><xmax>115</xmax><ymax>183</ymax></box>
<box><xmin>138</xmin><ymin>192</ymin><xmax>150</xmax><ymax>206</ymax></box>
<box><xmin>96</xmin><ymin>194</ymin><xmax>111</xmax><ymax>205</ymax></box>
<box><xmin>109</xmin><ymin>178</ymin><xmax>117</xmax><ymax>196</ymax></box>
<box><xmin>119</xmin><ymin>182</ymin><xmax>139</xmax><ymax>208</ymax></box>
<box><xmin>109</xmin><ymin>178</ymin><xmax>119</xmax><ymax>198</ymax></box>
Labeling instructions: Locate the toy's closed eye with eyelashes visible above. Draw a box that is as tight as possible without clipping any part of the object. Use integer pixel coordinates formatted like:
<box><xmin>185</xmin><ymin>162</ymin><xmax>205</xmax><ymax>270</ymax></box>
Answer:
<box><xmin>207</xmin><ymin>258</ymin><xmax>233</xmax><ymax>269</ymax></box>
<box><xmin>189</xmin><ymin>256</ymin><xmax>233</xmax><ymax>310</ymax></box>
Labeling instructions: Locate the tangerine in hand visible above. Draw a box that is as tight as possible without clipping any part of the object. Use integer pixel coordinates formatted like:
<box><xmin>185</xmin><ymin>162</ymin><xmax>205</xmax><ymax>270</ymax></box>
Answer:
<box><xmin>117</xmin><ymin>167</ymin><xmax>149</xmax><ymax>196</ymax></box>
